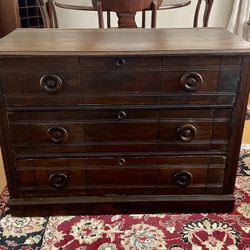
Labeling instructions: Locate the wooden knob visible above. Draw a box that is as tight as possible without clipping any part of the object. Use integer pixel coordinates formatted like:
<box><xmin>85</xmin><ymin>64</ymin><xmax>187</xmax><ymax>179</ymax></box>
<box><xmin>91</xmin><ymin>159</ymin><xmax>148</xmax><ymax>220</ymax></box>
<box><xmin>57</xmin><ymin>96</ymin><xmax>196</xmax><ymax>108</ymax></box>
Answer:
<box><xmin>40</xmin><ymin>74</ymin><xmax>63</xmax><ymax>94</ymax></box>
<box><xmin>118</xmin><ymin>158</ymin><xmax>126</xmax><ymax>166</ymax></box>
<box><xmin>177</xmin><ymin>124</ymin><xmax>197</xmax><ymax>142</ymax></box>
<box><xmin>174</xmin><ymin>171</ymin><xmax>193</xmax><ymax>187</ymax></box>
<box><xmin>47</xmin><ymin>127</ymin><xmax>69</xmax><ymax>144</ymax></box>
<box><xmin>117</xmin><ymin>110</ymin><xmax>127</xmax><ymax>120</ymax></box>
<box><xmin>181</xmin><ymin>72</ymin><xmax>203</xmax><ymax>92</ymax></box>
<box><xmin>116</xmin><ymin>57</ymin><xmax>126</xmax><ymax>67</ymax></box>
<box><xmin>49</xmin><ymin>172</ymin><xmax>68</xmax><ymax>189</ymax></box>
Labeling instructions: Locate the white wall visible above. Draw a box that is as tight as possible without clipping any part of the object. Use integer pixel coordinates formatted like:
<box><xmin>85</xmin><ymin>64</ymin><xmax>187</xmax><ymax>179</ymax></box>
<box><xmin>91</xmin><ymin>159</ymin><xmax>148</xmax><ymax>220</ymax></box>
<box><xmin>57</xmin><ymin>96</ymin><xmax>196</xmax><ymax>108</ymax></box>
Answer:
<box><xmin>156</xmin><ymin>0</ymin><xmax>234</xmax><ymax>28</ymax></box>
<box><xmin>56</xmin><ymin>0</ymin><xmax>234</xmax><ymax>29</ymax></box>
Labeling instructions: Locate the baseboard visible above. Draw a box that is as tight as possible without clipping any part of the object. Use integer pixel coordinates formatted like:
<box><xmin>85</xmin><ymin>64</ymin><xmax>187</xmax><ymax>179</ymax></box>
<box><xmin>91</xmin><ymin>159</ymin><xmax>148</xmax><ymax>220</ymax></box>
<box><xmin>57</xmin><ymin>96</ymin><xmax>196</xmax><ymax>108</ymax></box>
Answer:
<box><xmin>241</xmin><ymin>144</ymin><xmax>250</xmax><ymax>149</ymax></box>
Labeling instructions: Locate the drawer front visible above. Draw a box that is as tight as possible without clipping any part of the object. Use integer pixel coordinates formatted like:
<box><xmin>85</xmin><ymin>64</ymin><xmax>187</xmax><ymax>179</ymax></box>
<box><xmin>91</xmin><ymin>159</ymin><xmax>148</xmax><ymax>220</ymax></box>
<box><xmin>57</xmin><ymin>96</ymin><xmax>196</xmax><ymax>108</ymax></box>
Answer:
<box><xmin>81</xmin><ymin>56</ymin><xmax>161</xmax><ymax>106</ymax></box>
<box><xmin>162</xmin><ymin>69</ymin><xmax>219</xmax><ymax>92</ymax></box>
<box><xmin>8</xmin><ymin>111</ymin><xmax>85</xmax><ymax>155</ymax></box>
<box><xmin>2</xmin><ymin>70</ymin><xmax>82</xmax><ymax>106</ymax></box>
<box><xmin>156</xmin><ymin>155</ymin><xmax>226</xmax><ymax>194</ymax></box>
<box><xmin>82</xmin><ymin>70</ymin><xmax>161</xmax><ymax>105</ymax></box>
<box><xmin>8</xmin><ymin>109</ymin><xmax>231</xmax><ymax>155</ymax></box>
<box><xmin>2</xmin><ymin>56</ymin><xmax>240</xmax><ymax>107</ymax></box>
<box><xmin>35</xmin><ymin>168</ymin><xmax>86</xmax><ymax>191</ymax></box>
<box><xmin>16</xmin><ymin>158</ymin><xmax>86</xmax><ymax>196</ymax></box>
<box><xmin>161</xmin><ymin>56</ymin><xmax>240</xmax><ymax>105</ymax></box>
<box><xmin>86</xmin><ymin>156</ymin><xmax>156</xmax><ymax>195</ymax></box>
<box><xmin>15</xmin><ymin>155</ymin><xmax>226</xmax><ymax>196</ymax></box>
<box><xmin>84</xmin><ymin>109</ymin><xmax>158</xmax><ymax>152</ymax></box>
<box><xmin>159</xmin><ymin>109</ymin><xmax>231</xmax><ymax>152</ymax></box>
<box><xmin>161</xmin><ymin>69</ymin><xmax>237</xmax><ymax>105</ymax></box>
<box><xmin>8</xmin><ymin>110</ymin><xmax>158</xmax><ymax>155</ymax></box>
<box><xmin>11</xmin><ymin>123</ymin><xmax>85</xmax><ymax>155</ymax></box>
<box><xmin>157</xmin><ymin>155</ymin><xmax>209</xmax><ymax>189</ymax></box>
<box><xmin>16</xmin><ymin>159</ymin><xmax>36</xmax><ymax>190</ymax></box>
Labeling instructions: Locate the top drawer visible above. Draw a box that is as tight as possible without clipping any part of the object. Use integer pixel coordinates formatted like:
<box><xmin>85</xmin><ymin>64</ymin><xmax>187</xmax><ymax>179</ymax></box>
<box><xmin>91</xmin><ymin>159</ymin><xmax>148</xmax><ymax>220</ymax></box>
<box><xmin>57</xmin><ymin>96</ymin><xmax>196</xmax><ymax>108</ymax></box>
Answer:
<box><xmin>1</xmin><ymin>56</ymin><xmax>242</xmax><ymax>107</ymax></box>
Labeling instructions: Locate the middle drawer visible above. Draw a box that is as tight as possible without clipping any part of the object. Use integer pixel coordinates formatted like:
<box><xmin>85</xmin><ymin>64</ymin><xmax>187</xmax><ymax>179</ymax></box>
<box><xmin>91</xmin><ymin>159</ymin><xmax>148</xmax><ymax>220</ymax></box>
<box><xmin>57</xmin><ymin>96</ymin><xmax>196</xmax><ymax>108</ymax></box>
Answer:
<box><xmin>8</xmin><ymin>108</ymin><xmax>231</xmax><ymax>156</ymax></box>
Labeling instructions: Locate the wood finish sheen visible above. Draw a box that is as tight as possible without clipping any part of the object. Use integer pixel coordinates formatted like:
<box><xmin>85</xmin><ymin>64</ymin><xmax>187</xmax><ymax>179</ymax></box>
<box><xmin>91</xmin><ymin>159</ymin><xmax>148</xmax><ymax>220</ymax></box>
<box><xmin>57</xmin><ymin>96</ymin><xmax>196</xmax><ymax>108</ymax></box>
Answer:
<box><xmin>1</xmin><ymin>28</ymin><xmax>250</xmax><ymax>55</ymax></box>
<box><xmin>0</xmin><ymin>28</ymin><xmax>249</xmax><ymax>215</ymax></box>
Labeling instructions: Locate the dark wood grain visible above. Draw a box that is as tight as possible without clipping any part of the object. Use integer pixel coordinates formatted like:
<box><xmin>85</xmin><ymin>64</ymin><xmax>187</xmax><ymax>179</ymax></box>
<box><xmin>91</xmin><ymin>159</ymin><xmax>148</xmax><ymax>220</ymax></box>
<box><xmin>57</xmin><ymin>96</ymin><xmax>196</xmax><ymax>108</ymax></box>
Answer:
<box><xmin>0</xmin><ymin>28</ymin><xmax>249</xmax><ymax>215</ymax></box>
<box><xmin>1</xmin><ymin>29</ymin><xmax>250</xmax><ymax>56</ymax></box>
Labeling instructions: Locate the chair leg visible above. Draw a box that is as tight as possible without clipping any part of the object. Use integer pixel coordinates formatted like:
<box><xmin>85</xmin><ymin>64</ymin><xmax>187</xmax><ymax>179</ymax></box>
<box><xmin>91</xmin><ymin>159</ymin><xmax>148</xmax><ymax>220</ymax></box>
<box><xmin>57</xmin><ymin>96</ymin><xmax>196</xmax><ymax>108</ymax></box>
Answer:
<box><xmin>193</xmin><ymin>0</ymin><xmax>202</xmax><ymax>27</ymax></box>
<box><xmin>107</xmin><ymin>11</ymin><xmax>111</xmax><ymax>28</ymax></box>
<box><xmin>37</xmin><ymin>0</ymin><xmax>50</xmax><ymax>28</ymax></box>
<box><xmin>194</xmin><ymin>0</ymin><xmax>214</xmax><ymax>27</ymax></box>
<box><xmin>47</xmin><ymin>0</ymin><xmax>58</xmax><ymax>28</ymax></box>
<box><xmin>96</xmin><ymin>0</ymin><xmax>104</xmax><ymax>28</ymax></box>
<box><xmin>203</xmin><ymin>0</ymin><xmax>214</xmax><ymax>27</ymax></box>
<box><xmin>142</xmin><ymin>10</ymin><xmax>146</xmax><ymax>28</ymax></box>
<box><xmin>151</xmin><ymin>0</ymin><xmax>157</xmax><ymax>28</ymax></box>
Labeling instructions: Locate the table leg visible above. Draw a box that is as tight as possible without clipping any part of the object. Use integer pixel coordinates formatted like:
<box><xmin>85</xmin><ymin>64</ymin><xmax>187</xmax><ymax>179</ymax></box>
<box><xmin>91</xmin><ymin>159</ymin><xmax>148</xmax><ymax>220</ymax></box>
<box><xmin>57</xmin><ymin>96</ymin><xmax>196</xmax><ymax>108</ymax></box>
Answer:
<box><xmin>116</xmin><ymin>12</ymin><xmax>137</xmax><ymax>28</ymax></box>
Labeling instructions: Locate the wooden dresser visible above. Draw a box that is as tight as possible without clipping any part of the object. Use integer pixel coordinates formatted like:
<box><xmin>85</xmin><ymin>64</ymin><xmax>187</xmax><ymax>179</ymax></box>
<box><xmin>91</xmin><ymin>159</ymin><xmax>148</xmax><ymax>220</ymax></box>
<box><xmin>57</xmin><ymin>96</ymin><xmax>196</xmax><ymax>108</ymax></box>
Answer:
<box><xmin>0</xmin><ymin>28</ymin><xmax>250</xmax><ymax>216</ymax></box>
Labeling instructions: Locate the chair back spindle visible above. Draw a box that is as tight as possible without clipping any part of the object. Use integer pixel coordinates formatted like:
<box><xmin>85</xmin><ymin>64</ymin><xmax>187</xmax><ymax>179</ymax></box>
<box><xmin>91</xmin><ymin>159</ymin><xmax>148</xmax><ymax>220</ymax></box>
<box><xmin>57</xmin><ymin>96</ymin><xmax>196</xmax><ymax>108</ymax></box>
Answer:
<box><xmin>193</xmin><ymin>0</ymin><xmax>214</xmax><ymax>27</ymax></box>
<box><xmin>37</xmin><ymin>0</ymin><xmax>58</xmax><ymax>28</ymax></box>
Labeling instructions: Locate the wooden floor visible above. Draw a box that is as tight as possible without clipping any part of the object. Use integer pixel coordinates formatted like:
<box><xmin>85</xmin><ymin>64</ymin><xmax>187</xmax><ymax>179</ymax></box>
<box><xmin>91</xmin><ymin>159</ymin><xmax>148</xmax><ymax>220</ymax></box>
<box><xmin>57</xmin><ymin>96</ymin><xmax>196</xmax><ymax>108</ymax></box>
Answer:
<box><xmin>242</xmin><ymin>121</ymin><xmax>250</xmax><ymax>144</ymax></box>
<box><xmin>242</xmin><ymin>96</ymin><xmax>250</xmax><ymax>144</ymax></box>
<box><xmin>0</xmin><ymin>149</ymin><xmax>6</xmax><ymax>194</ymax></box>
<box><xmin>0</xmin><ymin>96</ymin><xmax>250</xmax><ymax>194</ymax></box>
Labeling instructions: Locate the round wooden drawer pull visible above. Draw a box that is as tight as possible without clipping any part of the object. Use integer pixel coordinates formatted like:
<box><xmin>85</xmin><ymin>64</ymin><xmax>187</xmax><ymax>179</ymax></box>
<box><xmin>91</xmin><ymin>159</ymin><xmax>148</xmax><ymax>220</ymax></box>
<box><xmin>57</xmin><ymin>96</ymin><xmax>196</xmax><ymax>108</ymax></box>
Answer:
<box><xmin>174</xmin><ymin>171</ymin><xmax>193</xmax><ymax>187</ymax></box>
<box><xmin>177</xmin><ymin>124</ymin><xmax>197</xmax><ymax>142</ymax></box>
<box><xmin>49</xmin><ymin>172</ymin><xmax>68</xmax><ymax>189</ymax></box>
<box><xmin>117</xmin><ymin>110</ymin><xmax>127</xmax><ymax>120</ymax></box>
<box><xmin>47</xmin><ymin>127</ymin><xmax>69</xmax><ymax>144</ymax></box>
<box><xmin>40</xmin><ymin>74</ymin><xmax>63</xmax><ymax>94</ymax></box>
<box><xmin>116</xmin><ymin>57</ymin><xmax>126</xmax><ymax>67</ymax></box>
<box><xmin>181</xmin><ymin>72</ymin><xmax>203</xmax><ymax>92</ymax></box>
<box><xmin>118</xmin><ymin>158</ymin><xmax>126</xmax><ymax>166</ymax></box>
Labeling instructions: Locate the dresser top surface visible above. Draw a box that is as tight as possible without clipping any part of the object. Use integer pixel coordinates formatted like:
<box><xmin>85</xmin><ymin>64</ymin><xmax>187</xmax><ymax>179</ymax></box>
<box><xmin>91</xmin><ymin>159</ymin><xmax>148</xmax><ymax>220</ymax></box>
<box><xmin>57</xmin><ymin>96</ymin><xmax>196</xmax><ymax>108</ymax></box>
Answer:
<box><xmin>0</xmin><ymin>28</ymin><xmax>250</xmax><ymax>56</ymax></box>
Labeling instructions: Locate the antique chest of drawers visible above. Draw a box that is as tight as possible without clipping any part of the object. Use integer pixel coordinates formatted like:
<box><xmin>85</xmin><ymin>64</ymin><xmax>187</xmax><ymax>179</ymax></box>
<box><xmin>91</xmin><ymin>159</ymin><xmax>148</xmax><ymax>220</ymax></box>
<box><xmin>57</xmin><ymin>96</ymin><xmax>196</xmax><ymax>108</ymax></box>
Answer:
<box><xmin>0</xmin><ymin>28</ymin><xmax>250</xmax><ymax>215</ymax></box>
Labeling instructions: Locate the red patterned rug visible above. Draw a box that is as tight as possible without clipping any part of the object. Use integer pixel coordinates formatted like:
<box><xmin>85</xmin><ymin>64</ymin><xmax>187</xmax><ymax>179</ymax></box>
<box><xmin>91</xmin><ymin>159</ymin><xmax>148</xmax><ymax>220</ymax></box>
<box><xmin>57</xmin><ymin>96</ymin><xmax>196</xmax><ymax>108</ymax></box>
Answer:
<box><xmin>0</xmin><ymin>151</ymin><xmax>250</xmax><ymax>250</ymax></box>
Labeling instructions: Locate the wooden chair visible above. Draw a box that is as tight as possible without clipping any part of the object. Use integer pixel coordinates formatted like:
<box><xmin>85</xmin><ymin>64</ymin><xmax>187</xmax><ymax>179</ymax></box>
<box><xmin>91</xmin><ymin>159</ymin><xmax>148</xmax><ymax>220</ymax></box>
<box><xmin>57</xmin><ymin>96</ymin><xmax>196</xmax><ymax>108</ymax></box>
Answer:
<box><xmin>37</xmin><ymin>0</ymin><xmax>213</xmax><ymax>29</ymax></box>
<box><xmin>48</xmin><ymin>0</ymin><xmax>161</xmax><ymax>29</ymax></box>
<box><xmin>37</xmin><ymin>0</ymin><xmax>114</xmax><ymax>29</ymax></box>
<box><xmin>141</xmin><ymin>0</ymin><xmax>214</xmax><ymax>28</ymax></box>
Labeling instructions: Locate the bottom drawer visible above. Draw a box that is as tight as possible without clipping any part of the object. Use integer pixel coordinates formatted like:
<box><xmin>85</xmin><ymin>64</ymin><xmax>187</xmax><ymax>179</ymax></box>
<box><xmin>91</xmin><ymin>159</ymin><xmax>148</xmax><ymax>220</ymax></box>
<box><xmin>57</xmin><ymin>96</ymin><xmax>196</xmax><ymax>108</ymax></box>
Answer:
<box><xmin>15</xmin><ymin>155</ymin><xmax>226</xmax><ymax>196</ymax></box>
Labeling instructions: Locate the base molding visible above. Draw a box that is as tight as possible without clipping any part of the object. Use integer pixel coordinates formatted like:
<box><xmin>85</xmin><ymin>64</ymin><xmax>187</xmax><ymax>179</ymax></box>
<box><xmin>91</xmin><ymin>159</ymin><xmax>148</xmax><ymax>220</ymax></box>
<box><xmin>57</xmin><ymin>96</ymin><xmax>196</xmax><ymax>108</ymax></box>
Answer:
<box><xmin>9</xmin><ymin>194</ymin><xmax>234</xmax><ymax>216</ymax></box>
<box><xmin>241</xmin><ymin>144</ymin><xmax>250</xmax><ymax>149</ymax></box>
